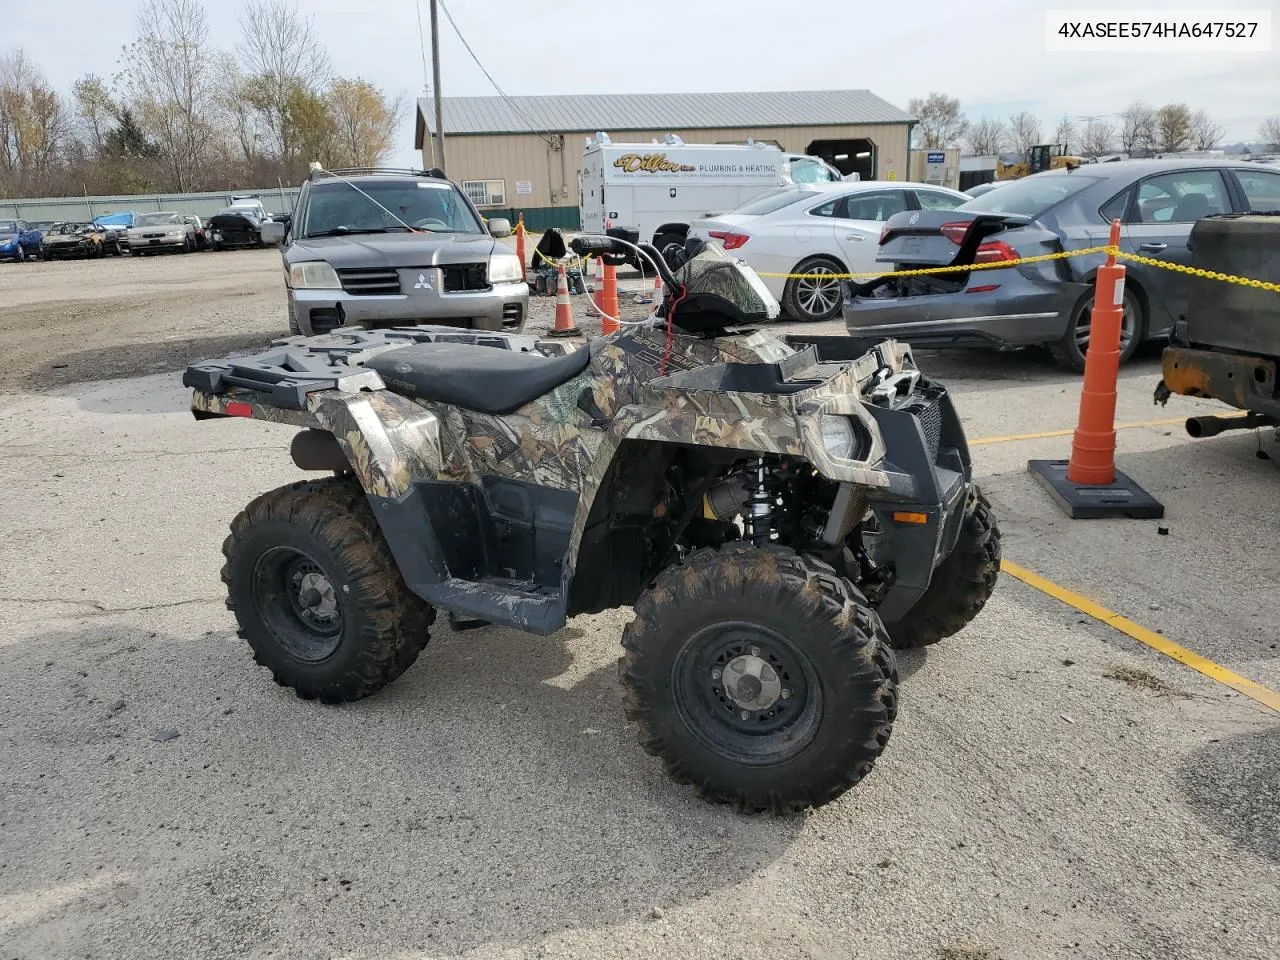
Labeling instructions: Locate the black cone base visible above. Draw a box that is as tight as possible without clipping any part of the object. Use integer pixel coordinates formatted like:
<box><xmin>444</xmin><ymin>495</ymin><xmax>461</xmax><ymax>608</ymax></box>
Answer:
<box><xmin>1027</xmin><ymin>459</ymin><xmax>1165</xmax><ymax>519</ymax></box>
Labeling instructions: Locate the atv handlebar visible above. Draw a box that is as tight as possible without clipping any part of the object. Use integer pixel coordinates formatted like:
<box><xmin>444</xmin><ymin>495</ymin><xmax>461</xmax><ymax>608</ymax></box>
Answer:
<box><xmin>570</xmin><ymin>232</ymin><xmax>679</xmax><ymax>293</ymax></box>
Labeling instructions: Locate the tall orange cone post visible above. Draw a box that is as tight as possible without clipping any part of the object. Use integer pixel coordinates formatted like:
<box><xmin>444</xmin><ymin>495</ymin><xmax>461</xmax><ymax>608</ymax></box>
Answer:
<box><xmin>547</xmin><ymin>263</ymin><xmax>580</xmax><ymax>338</ymax></box>
<box><xmin>585</xmin><ymin>255</ymin><xmax>603</xmax><ymax>317</ymax></box>
<box><xmin>599</xmin><ymin>259</ymin><xmax>621</xmax><ymax>335</ymax></box>
<box><xmin>1027</xmin><ymin>219</ymin><xmax>1163</xmax><ymax>519</ymax></box>
<box><xmin>515</xmin><ymin>213</ymin><xmax>527</xmax><ymax>283</ymax></box>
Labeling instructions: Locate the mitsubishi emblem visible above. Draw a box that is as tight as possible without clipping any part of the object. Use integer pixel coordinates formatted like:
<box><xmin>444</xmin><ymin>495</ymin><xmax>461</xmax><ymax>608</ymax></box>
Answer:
<box><xmin>413</xmin><ymin>273</ymin><xmax>433</xmax><ymax>290</ymax></box>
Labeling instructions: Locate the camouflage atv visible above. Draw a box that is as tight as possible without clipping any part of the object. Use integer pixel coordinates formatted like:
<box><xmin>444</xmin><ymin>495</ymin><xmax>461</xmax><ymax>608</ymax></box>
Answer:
<box><xmin>184</xmin><ymin>228</ymin><xmax>1001</xmax><ymax>813</ymax></box>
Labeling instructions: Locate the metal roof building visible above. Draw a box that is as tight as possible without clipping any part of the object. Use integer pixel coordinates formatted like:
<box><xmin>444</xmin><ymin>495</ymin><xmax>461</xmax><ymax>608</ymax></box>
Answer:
<box><xmin>414</xmin><ymin>89</ymin><xmax>916</xmax><ymax>230</ymax></box>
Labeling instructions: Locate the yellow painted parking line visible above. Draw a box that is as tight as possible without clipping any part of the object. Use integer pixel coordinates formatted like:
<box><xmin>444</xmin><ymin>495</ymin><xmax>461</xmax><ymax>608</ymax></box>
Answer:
<box><xmin>1002</xmin><ymin>560</ymin><xmax>1280</xmax><ymax>714</ymax></box>
<box><xmin>969</xmin><ymin>413</ymin><xmax>1247</xmax><ymax>447</ymax></box>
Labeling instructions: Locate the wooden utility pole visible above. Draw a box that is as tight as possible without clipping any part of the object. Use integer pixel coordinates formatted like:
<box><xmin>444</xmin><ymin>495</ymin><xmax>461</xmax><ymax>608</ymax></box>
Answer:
<box><xmin>429</xmin><ymin>0</ymin><xmax>446</xmax><ymax>174</ymax></box>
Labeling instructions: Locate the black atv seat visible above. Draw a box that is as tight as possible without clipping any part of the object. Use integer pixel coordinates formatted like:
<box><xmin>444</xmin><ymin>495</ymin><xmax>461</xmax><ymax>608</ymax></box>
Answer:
<box><xmin>366</xmin><ymin>342</ymin><xmax>591</xmax><ymax>414</ymax></box>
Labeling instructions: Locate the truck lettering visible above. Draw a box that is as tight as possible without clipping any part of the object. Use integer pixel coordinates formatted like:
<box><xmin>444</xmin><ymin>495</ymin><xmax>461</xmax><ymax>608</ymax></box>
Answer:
<box><xmin>614</xmin><ymin>153</ymin><xmax>696</xmax><ymax>174</ymax></box>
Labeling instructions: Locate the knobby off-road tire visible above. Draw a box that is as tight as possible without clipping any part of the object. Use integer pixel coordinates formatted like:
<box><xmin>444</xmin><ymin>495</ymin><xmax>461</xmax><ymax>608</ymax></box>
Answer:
<box><xmin>620</xmin><ymin>543</ymin><xmax>898</xmax><ymax>813</ymax></box>
<box><xmin>221</xmin><ymin>477</ymin><xmax>434</xmax><ymax>703</ymax></box>
<box><xmin>883</xmin><ymin>486</ymin><xmax>1002</xmax><ymax>650</ymax></box>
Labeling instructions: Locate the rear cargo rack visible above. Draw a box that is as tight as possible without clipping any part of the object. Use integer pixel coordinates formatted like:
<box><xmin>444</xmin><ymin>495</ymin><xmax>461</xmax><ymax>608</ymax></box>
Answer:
<box><xmin>183</xmin><ymin>326</ymin><xmax>563</xmax><ymax>410</ymax></box>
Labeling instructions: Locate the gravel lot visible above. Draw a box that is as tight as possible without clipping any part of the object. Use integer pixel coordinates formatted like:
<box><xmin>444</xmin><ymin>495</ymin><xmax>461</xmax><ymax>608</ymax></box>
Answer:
<box><xmin>2</xmin><ymin>250</ymin><xmax>1277</xmax><ymax>960</ymax></box>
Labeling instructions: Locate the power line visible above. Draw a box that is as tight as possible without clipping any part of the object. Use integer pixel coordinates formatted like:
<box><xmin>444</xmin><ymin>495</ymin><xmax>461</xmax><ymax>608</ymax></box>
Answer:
<box><xmin>436</xmin><ymin>0</ymin><xmax>554</xmax><ymax>145</ymax></box>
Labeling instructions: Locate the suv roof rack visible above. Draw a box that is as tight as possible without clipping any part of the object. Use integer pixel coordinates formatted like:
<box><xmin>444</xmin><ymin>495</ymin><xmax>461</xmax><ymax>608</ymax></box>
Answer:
<box><xmin>308</xmin><ymin>166</ymin><xmax>448</xmax><ymax>182</ymax></box>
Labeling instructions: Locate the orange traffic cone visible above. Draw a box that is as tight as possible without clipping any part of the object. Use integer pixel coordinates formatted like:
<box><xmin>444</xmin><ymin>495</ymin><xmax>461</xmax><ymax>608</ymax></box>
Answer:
<box><xmin>636</xmin><ymin>273</ymin><xmax>660</xmax><ymax>305</ymax></box>
<box><xmin>515</xmin><ymin>213</ymin><xmax>527</xmax><ymax>283</ymax></box>
<box><xmin>600</xmin><ymin>260</ymin><xmax>621</xmax><ymax>335</ymax></box>
<box><xmin>585</xmin><ymin>255</ymin><xmax>602</xmax><ymax>317</ymax></box>
<box><xmin>1027</xmin><ymin>218</ymin><xmax>1163</xmax><ymax>519</ymax></box>
<box><xmin>547</xmin><ymin>263</ymin><xmax>580</xmax><ymax>338</ymax></box>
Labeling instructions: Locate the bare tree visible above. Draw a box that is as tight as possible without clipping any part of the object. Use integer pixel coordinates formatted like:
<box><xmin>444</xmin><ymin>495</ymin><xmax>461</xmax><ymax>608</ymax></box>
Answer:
<box><xmin>1007</xmin><ymin>111</ymin><xmax>1042</xmax><ymax>156</ymax></box>
<box><xmin>964</xmin><ymin>117</ymin><xmax>1005</xmax><ymax>156</ymax></box>
<box><xmin>1119</xmin><ymin>101</ymin><xmax>1157</xmax><ymax>155</ymax></box>
<box><xmin>1080</xmin><ymin>118</ymin><xmax>1116</xmax><ymax>156</ymax></box>
<box><xmin>72</xmin><ymin>74</ymin><xmax>116</xmax><ymax>156</ymax></box>
<box><xmin>1258</xmin><ymin>116</ymin><xmax>1280</xmax><ymax>150</ymax></box>
<box><xmin>237</xmin><ymin>0</ymin><xmax>330</xmax><ymax>162</ymax></box>
<box><xmin>1188</xmin><ymin>109</ymin><xmax>1225</xmax><ymax>151</ymax></box>
<box><xmin>120</xmin><ymin>0</ymin><xmax>226</xmax><ymax>190</ymax></box>
<box><xmin>327</xmin><ymin>79</ymin><xmax>402</xmax><ymax>167</ymax></box>
<box><xmin>907</xmin><ymin>92</ymin><xmax>966</xmax><ymax>150</ymax></box>
<box><xmin>1052</xmin><ymin>115</ymin><xmax>1077</xmax><ymax>150</ymax></box>
<box><xmin>1155</xmin><ymin>103</ymin><xmax>1192</xmax><ymax>153</ymax></box>
<box><xmin>0</xmin><ymin>49</ymin><xmax>40</xmax><ymax>175</ymax></box>
<box><xmin>0</xmin><ymin>49</ymin><xmax>71</xmax><ymax>188</ymax></box>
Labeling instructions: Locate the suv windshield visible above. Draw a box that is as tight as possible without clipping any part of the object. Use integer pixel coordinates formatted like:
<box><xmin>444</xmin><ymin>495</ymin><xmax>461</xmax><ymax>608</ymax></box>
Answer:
<box><xmin>732</xmin><ymin>188</ymin><xmax>816</xmax><ymax>217</ymax></box>
<box><xmin>136</xmin><ymin>212</ymin><xmax>182</xmax><ymax>227</ymax></box>
<box><xmin>959</xmin><ymin>174</ymin><xmax>1102</xmax><ymax>217</ymax></box>
<box><xmin>301</xmin><ymin>179</ymin><xmax>483</xmax><ymax>237</ymax></box>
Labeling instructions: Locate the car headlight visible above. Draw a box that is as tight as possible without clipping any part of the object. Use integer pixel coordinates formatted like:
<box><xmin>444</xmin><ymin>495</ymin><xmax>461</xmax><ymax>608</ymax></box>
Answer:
<box><xmin>487</xmin><ymin>252</ymin><xmax>523</xmax><ymax>283</ymax></box>
<box><xmin>820</xmin><ymin>415</ymin><xmax>857</xmax><ymax>460</ymax></box>
<box><xmin>289</xmin><ymin>261</ymin><xmax>342</xmax><ymax>289</ymax></box>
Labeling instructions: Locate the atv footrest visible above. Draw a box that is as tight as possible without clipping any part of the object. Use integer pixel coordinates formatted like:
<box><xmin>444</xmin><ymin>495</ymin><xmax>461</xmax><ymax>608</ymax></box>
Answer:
<box><xmin>425</xmin><ymin>577</ymin><xmax>565</xmax><ymax>636</ymax></box>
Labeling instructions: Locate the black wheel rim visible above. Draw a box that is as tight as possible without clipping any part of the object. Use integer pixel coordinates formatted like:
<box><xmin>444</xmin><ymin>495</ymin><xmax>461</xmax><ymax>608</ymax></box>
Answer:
<box><xmin>251</xmin><ymin>546</ymin><xmax>344</xmax><ymax>662</ymax></box>
<box><xmin>672</xmin><ymin>620</ymin><xmax>822</xmax><ymax>765</ymax></box>
<box><xmin>1075</xmin><ymin>295</ymin><xmax>1136</xmax><ymax>354</ymax></box>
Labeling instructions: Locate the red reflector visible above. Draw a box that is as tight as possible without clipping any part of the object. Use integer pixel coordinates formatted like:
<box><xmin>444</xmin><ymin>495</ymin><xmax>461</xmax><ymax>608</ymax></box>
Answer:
<box><xmin>940</xmin><ymin>221</ymin><xmax>971</xmax><ymax>245</ymax></box>
<box><xmin>965</xmin><ymin>284</ymin><xmax>1001</xmax><ymax>294</ymax></box>
<box><xmin>225</xmin><ymin>401</ymin><xmax>254</xmax><ymax>418</ymax></box>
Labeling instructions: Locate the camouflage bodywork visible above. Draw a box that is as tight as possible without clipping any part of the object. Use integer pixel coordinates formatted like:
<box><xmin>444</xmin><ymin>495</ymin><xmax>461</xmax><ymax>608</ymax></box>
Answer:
<box><xmin>191</xmin><ymin>324</ymin><xmax>904</xmax><ymax>560</ymax></box>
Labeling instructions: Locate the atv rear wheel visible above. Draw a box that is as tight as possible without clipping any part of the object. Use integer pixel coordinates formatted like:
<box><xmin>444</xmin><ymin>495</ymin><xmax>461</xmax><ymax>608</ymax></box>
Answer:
<box><xmin>882</xmin><ymin>486</ymin><xmax>1002</xmax><ymax>649</ymax></box>
<box><xmin>222</xmin><ymin>478</ymin><xmax>434</xmax><ymax>703</ymax></box>
<box><xmin>620</xmin><ymin>543</ymin><xmax>898</xmax><ymax>813</ymax></box>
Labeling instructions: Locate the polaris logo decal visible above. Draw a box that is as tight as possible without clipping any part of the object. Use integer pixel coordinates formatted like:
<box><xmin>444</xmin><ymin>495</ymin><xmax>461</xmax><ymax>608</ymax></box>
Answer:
<box><xmin>413</xmin><ymin>273</ymin><xmax>433</xmax><ymax>290</ymax></box>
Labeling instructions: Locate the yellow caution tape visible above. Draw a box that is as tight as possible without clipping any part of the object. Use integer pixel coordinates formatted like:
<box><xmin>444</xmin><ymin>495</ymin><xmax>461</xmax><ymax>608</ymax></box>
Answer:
<box><xmin>755</xmin><ymin>243</ymin><xmax>1280</xmax><ymax>293</ymax></box>
<box><xmin>756</xmin><ymin>244</ymin><xmax>1115</xmax><ymax>280</ymax></box>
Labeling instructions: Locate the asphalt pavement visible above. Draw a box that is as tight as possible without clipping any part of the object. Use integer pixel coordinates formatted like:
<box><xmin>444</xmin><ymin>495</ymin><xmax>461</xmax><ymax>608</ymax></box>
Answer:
<box><xmin>1</xmin><ymin>292</ymin><xmax>1278</xmax><ymax>959</ymax></box>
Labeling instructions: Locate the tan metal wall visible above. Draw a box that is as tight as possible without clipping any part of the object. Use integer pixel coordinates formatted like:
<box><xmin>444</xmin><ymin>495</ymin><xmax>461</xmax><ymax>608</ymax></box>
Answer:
<box><xmin>425</xmin><ymin>123</ymin><xmax>910</xmax><ymax>210</ymax></box>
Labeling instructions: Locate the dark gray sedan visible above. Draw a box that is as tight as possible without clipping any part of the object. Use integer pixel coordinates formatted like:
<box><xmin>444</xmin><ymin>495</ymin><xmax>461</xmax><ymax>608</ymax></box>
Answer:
<box><xmin>844</xmin><ymin>160</ymin><xmax>1280</xmax><ymax>370</ymax></box>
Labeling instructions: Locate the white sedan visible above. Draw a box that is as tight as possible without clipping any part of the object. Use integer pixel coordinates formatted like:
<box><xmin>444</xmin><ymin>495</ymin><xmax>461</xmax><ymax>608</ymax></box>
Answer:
<box><xmin>689</xmin><ymin>181</ymin><xmax>970</xmax><ymax>322</ymax></box>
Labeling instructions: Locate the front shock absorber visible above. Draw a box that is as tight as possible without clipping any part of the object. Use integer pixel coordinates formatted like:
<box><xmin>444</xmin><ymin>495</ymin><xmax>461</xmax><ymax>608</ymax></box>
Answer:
<box><xmin>743</xmin><ymin>457</ymin><xmax>778</xmax><ymax>546</ymax></box>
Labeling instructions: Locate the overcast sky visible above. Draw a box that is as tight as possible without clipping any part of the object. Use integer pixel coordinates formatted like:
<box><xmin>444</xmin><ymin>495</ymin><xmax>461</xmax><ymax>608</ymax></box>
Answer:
<box><xmin>5</xmin><ymin>0</ymin><xmax>1278</xmax><ymax>168</ymax></box>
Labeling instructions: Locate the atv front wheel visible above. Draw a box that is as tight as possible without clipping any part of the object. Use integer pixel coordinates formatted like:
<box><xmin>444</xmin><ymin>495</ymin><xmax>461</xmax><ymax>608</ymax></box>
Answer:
<box><xmin>222</xmin><ymin>478</ymin><xmax>434</xmax><ymax>703</ymax></box>
<box><xmin>620</xmin><ymin>543</ymin><xmax>898</xmax><ymax>813</ymax></box>
<box><xmin>882</xmin><ymin>486</ymin><xmax>1002</xmax><ymax>649</ymax></box>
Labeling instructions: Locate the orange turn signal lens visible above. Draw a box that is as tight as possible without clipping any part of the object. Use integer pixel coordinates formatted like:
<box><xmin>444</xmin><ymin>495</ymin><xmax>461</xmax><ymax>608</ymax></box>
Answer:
<box><xmin>892</xmin><ymin>511</ymin><xmax>928</xmax><ymax>525</ymax></box>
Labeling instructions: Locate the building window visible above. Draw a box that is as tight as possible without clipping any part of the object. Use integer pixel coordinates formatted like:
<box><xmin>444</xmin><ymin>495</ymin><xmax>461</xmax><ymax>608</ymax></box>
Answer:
<box><xmin>462</xmin><ymin>179</ymin><xmax>506</xmax><ymax>207</ymax></box>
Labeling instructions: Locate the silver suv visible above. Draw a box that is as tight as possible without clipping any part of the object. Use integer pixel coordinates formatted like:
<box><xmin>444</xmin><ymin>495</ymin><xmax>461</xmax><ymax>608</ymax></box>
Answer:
<box><xmin>263</xmin><ymin>168</ymin><xmax>528</xmax><ymax>336</ymax></box>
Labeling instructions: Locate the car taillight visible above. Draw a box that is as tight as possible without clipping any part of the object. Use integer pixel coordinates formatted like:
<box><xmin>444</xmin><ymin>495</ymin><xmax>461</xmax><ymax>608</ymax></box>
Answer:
<box><xmin>940</xmin><ymin>221</ymin><xmax>971</xmax><ymax>245</ymax></box>
<box><xmin>708</xmin><ymin>230</ymin><xmax>749</xmax><ymax>250</ymax></box>
<box><xmin>974</xmin><ymin>240</ymin><xmax>1019</xmax><ymax>264</ymax></box>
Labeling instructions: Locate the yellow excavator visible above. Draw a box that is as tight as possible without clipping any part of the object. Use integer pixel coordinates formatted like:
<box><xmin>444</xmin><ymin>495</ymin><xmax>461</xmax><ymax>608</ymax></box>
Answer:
<box><xmin>996</xmin><ymin>143</ymin><xmax>1086</xmax><ymax>180</ymax></box>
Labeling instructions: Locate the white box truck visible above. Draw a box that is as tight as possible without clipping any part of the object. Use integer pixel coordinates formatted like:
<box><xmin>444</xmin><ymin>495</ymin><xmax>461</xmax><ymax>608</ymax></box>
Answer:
<box><xmin>579</xmin><ymin>135</ymin><xmax>840</xmax><ymax>261</ymax></box>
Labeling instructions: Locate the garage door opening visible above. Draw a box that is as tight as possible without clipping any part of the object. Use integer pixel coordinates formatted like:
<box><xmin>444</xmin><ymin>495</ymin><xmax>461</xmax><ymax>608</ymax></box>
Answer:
<box><xmin>806</xmin><ymin>139</ymin><xmax>877</xmax><ymax>180</ymax></box>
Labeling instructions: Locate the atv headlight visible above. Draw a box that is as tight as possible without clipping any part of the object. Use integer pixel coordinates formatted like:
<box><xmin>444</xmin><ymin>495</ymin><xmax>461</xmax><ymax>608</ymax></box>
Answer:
<box><xmin>820</xmin><ymin>415</ymin><xmax>857</xmax><ymax>460</ymax></box>
<box><xmin>289</xmin><ymin>261</ymin><xmax>342</xmax><ymax>289</ymax></box>
<box><xmin>487</xmin><ymin>252</ymin><xmax>523</xmax><ymax>283</ymax></box>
